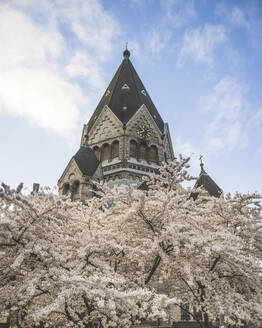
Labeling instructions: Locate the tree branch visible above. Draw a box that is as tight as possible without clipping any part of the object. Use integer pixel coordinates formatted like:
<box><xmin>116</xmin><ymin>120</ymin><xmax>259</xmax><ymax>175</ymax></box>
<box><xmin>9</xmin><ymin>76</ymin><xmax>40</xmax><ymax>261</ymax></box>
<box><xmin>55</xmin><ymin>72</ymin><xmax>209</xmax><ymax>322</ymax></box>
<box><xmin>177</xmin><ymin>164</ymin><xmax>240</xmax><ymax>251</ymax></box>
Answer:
<box><xmin>145</xmin><ymin>254</ymin><xmax>161</xmax><ymax>285</ymax></box>
<box><xmin>209</xmin><ymin>255</ymin><xmax>221</xmax><ymax>272</ymax></box>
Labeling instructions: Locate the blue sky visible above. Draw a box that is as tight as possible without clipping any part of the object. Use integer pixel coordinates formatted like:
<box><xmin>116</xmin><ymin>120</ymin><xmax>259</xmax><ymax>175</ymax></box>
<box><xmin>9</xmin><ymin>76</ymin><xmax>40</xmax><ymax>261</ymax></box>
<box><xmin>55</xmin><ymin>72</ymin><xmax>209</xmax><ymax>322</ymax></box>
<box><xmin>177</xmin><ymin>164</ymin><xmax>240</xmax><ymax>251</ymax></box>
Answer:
<box><xmin>0</xmin><ymin>0</ymin><xmax>262</xmax><ymax>194</ymax></box>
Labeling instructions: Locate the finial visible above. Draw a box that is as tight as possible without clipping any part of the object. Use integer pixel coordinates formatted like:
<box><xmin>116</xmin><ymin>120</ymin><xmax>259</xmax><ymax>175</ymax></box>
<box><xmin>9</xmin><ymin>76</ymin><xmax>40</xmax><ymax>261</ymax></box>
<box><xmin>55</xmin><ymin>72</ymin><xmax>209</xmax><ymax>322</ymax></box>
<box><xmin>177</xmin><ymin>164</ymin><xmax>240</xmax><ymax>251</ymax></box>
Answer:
<box><xmin>123</xmin><ymin>42</ymin><xmax>130</xmax><ymax>58</ymax></box>
<box><xmin>199</xmin><ymin>155</ymin><xmax>204</xmax><ymax>170</ymax></box>
<box><xmin>84</xmin><ymin>133</ymin><xmax>89</xmax><ymax>147</ymax></box>
<box><xmin>83</xmin><ymin>124</ymin><xmax>89</xmax><ymax>147</ymax></box>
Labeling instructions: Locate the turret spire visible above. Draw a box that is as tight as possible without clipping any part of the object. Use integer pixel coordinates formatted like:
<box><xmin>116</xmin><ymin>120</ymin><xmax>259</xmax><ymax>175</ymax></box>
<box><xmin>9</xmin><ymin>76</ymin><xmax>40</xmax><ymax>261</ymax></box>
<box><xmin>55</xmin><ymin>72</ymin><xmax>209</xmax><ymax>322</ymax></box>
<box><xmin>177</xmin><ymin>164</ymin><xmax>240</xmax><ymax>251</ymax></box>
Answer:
<box><xmin>193</xmin><ymin>157</ymin><xmax>222</xmax><ymax>198</ymax></box>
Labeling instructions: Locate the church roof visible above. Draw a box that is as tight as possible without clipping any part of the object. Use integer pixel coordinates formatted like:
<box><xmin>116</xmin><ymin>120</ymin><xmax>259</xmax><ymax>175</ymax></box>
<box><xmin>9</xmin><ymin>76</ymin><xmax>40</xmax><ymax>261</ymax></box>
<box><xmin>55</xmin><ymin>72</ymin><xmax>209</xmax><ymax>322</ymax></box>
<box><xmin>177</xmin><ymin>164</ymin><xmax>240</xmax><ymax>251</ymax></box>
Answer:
<box><xmin>87</xmin><ymin>50</ymin><xmax>165</xmax><ymax>133</ymax></box>
<box><xmin>73</xmin><ymin>143</ymin><xmax>100</xmax><ymax>177</ymax></box>
<box><xmin>58</xmin><ymin>136</ymin><xmax>100</xmax><ymax>183</ymax></box>
<box><xmin>193</xmin><ymin>164</ymin><xmax>222</xmax><ymax>198</ymax></box>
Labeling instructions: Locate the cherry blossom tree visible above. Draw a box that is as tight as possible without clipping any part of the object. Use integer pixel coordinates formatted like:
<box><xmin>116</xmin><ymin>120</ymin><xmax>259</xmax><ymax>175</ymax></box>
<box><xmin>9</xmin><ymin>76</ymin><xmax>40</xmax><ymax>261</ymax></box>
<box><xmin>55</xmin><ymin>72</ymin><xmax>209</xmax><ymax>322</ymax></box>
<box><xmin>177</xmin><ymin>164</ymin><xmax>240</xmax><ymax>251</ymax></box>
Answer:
<box><xmin>0</xmin><ymin>156</ymin><xmax>261</xmax><ymax>328</ymax></box>
<box><xmin>92</xmin><ymin>157</ymin><xmax>262</xmax><ymax>328</ymax></box>
<box><xmin>0</xmin><ymin>184</ymin><xmax>164</xmax><ymax>328</ymax></box>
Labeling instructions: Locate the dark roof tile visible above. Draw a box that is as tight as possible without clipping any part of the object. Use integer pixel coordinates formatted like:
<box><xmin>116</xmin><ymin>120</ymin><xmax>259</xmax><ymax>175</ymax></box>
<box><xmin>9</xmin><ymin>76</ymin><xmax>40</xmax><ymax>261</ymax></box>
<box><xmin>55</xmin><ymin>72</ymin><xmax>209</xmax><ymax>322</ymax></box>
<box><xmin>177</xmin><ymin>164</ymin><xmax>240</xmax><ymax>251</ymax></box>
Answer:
<box><xmin>73</xmin><ymin>145</ymin><xmax>100</xmax><ymax>177</ymax></box>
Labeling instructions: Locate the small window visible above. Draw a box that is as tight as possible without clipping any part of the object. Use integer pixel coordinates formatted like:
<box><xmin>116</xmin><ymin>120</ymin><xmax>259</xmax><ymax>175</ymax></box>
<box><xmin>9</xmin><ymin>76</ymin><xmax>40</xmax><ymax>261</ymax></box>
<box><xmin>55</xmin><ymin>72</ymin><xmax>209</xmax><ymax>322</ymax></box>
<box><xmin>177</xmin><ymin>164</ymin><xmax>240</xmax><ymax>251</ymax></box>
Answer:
<box><xmin>112</xmin><ymin>140</ymin><xmax>119</xmax><ymax>159</ymax></box>
<box><xmin>62</xmin><ymin>183</ymin><xmax>70</xmax><ymax>195</ymax></box>
<box><xmin>72</xmin><ymin>181</ymin><xmax>80</xmax><ymax>201</ymax></box>
<box><xmin>130</xmin><ymin>140</ymin><xmax>137</xmax><ymax>159</ymax></box>
<box><xmin>181</xmin><ymin>303</ymin><xmax>190</xmax><ymax>321</ymax></box>
<box><xmin>93</xmin><ymin>146</ymin><xmax>100</xmax><ymax>161</ymax></box>
<box><xmin>121</xmin><ymin>83</ymin><xmax>129</xmax><ymax>90</ymax></box>
<box><xmin>149</xmin><ymin>145</ymin><xmax>158</xmax><ymax>163</ymax></box>
<box><xmin>101</xmin><ymin>143</ymin><xmax>110</xmax><ymax>161</ymax></box>
<box><xmin>193</xmin><ymin>306</ymin><xmax>202</xmax><ymax>321</ymax></box>
<box><xmin>139</xmin><ymin>144</ymin><xmax>147</xmax><ymax>161</ymax></box>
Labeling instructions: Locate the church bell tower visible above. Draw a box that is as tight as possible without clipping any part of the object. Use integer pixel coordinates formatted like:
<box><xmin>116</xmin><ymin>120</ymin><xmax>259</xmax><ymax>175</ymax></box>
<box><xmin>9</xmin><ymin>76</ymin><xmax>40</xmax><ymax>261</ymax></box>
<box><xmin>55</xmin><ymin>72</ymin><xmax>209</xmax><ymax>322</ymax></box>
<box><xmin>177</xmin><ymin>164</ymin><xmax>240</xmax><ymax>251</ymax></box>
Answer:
<box><xmin>58</xmin><ymin>49</ymin><xmax>174</xmax><ymax>200</ymax></box>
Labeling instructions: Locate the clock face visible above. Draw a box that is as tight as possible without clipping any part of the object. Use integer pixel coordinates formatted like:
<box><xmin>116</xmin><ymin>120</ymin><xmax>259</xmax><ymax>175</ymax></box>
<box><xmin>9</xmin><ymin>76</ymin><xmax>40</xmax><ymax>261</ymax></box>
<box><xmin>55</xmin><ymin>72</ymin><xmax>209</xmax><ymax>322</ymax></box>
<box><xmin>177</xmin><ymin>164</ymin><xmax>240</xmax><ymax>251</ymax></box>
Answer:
<box><xmin>136</xmin><ymin>125</ymin><xmax>152</xmax><ymax>138</ymax></box>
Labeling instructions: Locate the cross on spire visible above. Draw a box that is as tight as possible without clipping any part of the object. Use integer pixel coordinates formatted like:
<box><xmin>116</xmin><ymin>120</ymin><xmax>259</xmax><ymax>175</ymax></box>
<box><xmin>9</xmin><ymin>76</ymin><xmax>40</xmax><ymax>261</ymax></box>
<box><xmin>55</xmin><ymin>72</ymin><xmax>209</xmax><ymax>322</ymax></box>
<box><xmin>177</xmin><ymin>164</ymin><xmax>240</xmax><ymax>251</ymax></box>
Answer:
<box><xmin>123</xmin><ymin>42</ymin><xmax>130</xmax><ymax>58</ymax></box>
<box><xmin>199</xmin><ymin>155</ymin><xmax>204</xmax><ymax>169</ymax></box>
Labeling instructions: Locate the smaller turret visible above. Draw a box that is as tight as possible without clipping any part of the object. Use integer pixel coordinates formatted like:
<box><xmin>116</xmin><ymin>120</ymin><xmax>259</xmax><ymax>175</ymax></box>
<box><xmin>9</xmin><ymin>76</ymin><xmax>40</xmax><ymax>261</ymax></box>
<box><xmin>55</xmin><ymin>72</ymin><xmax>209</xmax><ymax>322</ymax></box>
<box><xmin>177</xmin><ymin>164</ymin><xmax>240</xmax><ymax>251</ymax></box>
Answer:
<box><xmin>57</xmin><ymin>126</ymin><xmax>102</xmax><ymax>201</ymax></box>
<box><xmin>192</xmin><ymin>156</ymin><xmax>222</xmax><ymax>199</ymax></box>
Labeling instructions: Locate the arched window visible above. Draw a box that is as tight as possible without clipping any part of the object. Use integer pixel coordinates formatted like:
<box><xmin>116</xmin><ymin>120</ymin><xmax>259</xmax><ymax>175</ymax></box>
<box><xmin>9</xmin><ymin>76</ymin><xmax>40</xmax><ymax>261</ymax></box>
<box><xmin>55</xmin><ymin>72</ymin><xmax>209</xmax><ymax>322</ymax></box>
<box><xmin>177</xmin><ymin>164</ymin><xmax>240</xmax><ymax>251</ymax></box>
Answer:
<box><xmin>101</xmin><ymin>143</ymin><xmax>110</xmax><ymax>161</ymax></box>
<box><xmin>62</xmin><ymin>183</ymin><xmax>70</xmax><ymax>195</ymax></box>
<box><xmin>181</xmin><ymin>303</ymin><xmax>190</xmax><ymax>321</ymax></box>
<box><xmin>139</xmin><ymin>144</ymin><xmax>147</xmax><ymax>161</ymax></box>
<box><xmin>130</xmin><ymin>140</ymin><xmax>137</xmax><ymax>159</ymax></box>
<box><xmin>72</xmin><ymin>181</ymin><xmax>80</xmax><ymax>201</ymax></box>
<box><xmin>112</xmin><ymin>140</ymin><xmax>119</xmax><ymax>159</ymax></box>
<box><xmin>93</xmin><ymin>146</ymin><xmax>100</xmax><ymax>161</ymax></box>
<box><xmin>149</xmin><ymin>145</ymin><xmax>158</xmax><ymax>163</ymax></box>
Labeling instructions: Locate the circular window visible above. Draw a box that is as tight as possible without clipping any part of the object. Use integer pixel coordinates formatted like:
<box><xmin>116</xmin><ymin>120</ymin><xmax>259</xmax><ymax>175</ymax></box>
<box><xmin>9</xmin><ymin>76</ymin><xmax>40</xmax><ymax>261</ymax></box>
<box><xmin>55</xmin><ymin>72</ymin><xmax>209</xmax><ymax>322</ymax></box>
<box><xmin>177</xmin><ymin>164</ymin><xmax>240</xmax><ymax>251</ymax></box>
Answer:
<box><xmin>69</xmin><ymin>173</ymin><xmax>75</xmax><ymax>180</ymax></box>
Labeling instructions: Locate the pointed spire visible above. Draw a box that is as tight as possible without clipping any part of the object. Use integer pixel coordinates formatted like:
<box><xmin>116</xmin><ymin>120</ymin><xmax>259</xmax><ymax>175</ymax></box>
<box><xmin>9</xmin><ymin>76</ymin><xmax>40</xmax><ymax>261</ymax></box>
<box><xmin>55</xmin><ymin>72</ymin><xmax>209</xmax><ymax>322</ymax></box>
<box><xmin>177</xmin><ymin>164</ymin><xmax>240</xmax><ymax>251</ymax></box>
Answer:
<box><xmin>88</xmin><ymin>50</ymin><xmax>165</xmax><ymax>133</ymax></box>
<box><xmin>123</xmin><ymin>42</ymin><xmax>130</xmax><ymax>59</ymax></box>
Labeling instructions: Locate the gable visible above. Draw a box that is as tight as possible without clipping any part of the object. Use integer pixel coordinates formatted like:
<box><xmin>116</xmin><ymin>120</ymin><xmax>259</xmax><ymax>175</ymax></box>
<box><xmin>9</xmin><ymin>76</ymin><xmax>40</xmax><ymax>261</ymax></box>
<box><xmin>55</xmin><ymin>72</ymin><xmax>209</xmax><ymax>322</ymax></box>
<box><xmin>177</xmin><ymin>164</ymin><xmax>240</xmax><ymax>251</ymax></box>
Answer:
<box><xmin>126</xmin><ymin>104</ymin><xmax>162</xmax><ymax>145</ymax></box>
<box><xmin>88</xmin><ymin>106</ymin><xmax>123</xmax><ymax>145</ymax></box>
<box><xmin>58</xmin><ymin>158</ymin><xmax>82</xmax><ymax>184</ymax></box>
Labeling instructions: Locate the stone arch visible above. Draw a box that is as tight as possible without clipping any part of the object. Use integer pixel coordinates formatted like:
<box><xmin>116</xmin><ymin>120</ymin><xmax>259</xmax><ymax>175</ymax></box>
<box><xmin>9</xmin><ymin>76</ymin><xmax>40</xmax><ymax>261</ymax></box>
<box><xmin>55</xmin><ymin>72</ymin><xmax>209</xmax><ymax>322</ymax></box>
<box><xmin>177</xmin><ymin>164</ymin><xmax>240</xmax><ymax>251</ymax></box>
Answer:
<box><xmin>149</xmin><ymin>145</ymin><xmax>158</xmax><ymax>163</ymax></box>
<box><xmin>72</xmin><ymin>180</ymin><xmax>80</xmax><ymax>201</ymax></box>
<box><xmin>93</xmin><ymin>146</ymin><xmax>100</xmax><ymax>161</ymax></box>
<box><xmin>101</xmin><ymin>143</ymin><xmax>110</xmax><ymax>161</ymax></box>
<box><xmin>130</xmin><ymin>140</ymin><xmax>137</xmax><ymax>159</ymax></box>
<box><xmin>112</xmin><ymin>140</ymin><xmax>119</xmax><ymax>159</ymax></box>
<box><xmin>62</xmin><ymin>183</ymin><xmax>70</xmax><ymax>195</ymax></box>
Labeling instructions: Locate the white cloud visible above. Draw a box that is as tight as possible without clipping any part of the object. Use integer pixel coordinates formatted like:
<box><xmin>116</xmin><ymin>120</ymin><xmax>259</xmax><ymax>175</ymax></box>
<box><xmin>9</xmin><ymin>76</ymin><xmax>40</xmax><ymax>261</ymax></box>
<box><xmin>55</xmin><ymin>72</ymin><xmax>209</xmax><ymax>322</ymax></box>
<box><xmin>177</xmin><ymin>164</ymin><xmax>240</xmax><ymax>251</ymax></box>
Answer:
<box><xmin>173</xmin><ymin>136</ymin><xmax>200</xmax><ymax>174</ymax></box>
<box><xmin>0</xmin><ymin>67</ymin><xmax>84</xmax><ymax>135</ymax></box>
<box><xmin>56</xmin><ymin>0</ymin><xmax>118</xmax><ymax>61</ymax></box>
<box><xmin>231</xmin><ymin>7</ymin><xmax>250</xmax><ymax>30</ymax></box>
<box><xmin>200</xmin><ymin>77</ymin><xmax>248</xmax><ymax>153</ymax></box>
<box><xmin>147</xmin><ymin>30</ymin><xmax>171</xmax><ymax>57</ymax></box>
<box><xmin>248</xmin><ymin>107</ymin><xmax>262</xmax><ymax>130</ymax></box>
<box><xmin>0</xmin><ymin>0</ymin><xmax>119</xmax><ymax>139</ymax></box>
<box><xmin>216</xmin><ymin>4</ymin><xmax>250</xmax><ymax>31</ymax></box>
<box><xmin>177</xmin><ymin>24</ymin><xmax>226</xmax><ymax>67</ymax></box>
<box><xmin>161</xmin><ymin>0</ymin><xmax>196</xmax><ymax>28</ymax></box>
<box><xmin>65</xmin><ymin>52</ymin><xmax>105</xmax><ymax>90</ymax></box>
<box><xmin>128</xmin><ymin>0</ymin><xmax>195</xmax><ymax>61</ymax></box>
